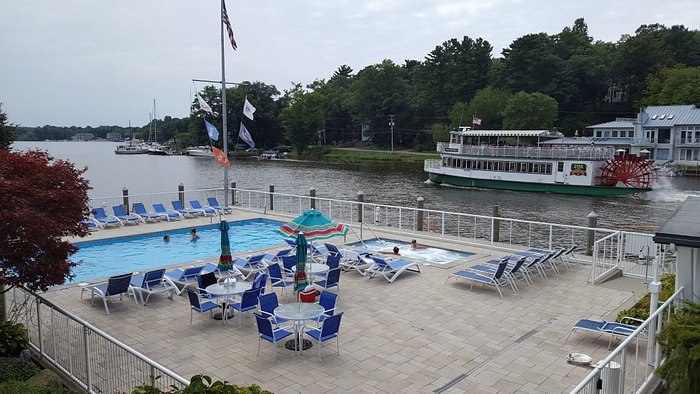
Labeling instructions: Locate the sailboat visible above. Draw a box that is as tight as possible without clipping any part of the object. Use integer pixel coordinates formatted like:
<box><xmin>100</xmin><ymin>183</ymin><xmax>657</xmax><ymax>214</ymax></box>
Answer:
<box><xmin>146</xmin><ymin>99</ymin><xmax>171</xmax><ymax>155</ymax></box>
<box><xmin>115</xmin><ymin>120</ymin><xmax>148</xmax><ymax>154</ymax></box>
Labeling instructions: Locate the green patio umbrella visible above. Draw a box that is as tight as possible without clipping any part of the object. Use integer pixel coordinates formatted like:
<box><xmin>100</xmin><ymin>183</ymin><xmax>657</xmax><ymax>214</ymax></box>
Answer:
<box><xmin>293</xmin><ymin>232</ymin><xmax>309</xmax><ymax>293</ymax></box>
<box><xmin>217</xmin><ymin>220</ymin><xmax>233</xmax><ymax>272</ymax></box>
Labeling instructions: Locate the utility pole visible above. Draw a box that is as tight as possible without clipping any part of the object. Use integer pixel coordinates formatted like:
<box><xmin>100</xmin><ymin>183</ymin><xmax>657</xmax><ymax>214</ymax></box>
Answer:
<box><xmin>389</xmin><ymin>114</ymin><xmax>395</xmax><ymax>152</ymax></box>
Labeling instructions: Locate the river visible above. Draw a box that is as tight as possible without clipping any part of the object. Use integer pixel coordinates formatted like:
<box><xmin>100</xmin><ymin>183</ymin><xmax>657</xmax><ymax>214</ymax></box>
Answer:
<box><xmin>13</xmin><ymin>141</ymin><xmax>700</xmax><ymax>230</ymax></box>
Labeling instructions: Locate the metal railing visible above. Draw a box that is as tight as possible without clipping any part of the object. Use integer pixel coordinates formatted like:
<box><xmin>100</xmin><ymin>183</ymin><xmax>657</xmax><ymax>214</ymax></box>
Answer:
<box><xmin>436</xmin><ymin>142</ymin><xmax>613</xmax><ymax>160</ymax></box>
<box><xmin>590</xmin><ymin>231</ymin><xmax>668</xmax><ymax>284</ymax></box>
<box><xmin>8</xmin><ymin>287</ymin><xmax>189</xmax><ymax>393</ymax></box>
<box><xmin>569</xmin><ymin>287</ymin><xmax>685</xmax><ymax>394</ymax></box>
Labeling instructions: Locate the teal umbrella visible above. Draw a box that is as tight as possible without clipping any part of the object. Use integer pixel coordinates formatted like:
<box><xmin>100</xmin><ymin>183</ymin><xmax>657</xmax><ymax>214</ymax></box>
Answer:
<box><xmin>217</xmin><ymin>220</ymin><xmax>233</xmax><ymax>271</ymax></box>
<box><xmin>276</xmin><ymin>209</ymin><xmax>349</xmax><ymax>241</ymax></box>
<box><xmin>293</xmin><ymin>232</ymin><xmax>308</xmax><ymax>293</ymax></box>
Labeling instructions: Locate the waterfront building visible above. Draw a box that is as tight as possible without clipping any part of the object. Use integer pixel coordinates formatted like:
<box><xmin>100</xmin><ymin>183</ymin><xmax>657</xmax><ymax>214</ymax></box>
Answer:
<box><xmin>71</xmin><ymin>132</ymin><xmax>95</xmax><ymax>141</ymax></box>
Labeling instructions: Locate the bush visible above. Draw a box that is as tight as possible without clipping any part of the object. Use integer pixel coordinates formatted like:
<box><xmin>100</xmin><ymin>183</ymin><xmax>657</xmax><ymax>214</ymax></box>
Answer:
<box><xmin>131</xmin><ymin>375</ymin><xmax>272</xmax><ymax>394</ymax></box>
<box><xmin>615</xmin><ymin>273</ymin><xmax>677</xmax><ymax>323</ymax></box>
<box><xmin>656</xmin><ymin>301</ymin><xmax>700</xmax><ymax>394</ymax></box>
<box><xmin>0</xmin><ymin>321</ymin><xmax>29</xmax><ymax>357</ymax></box>
<box><xmin>0</xmin><ymin>380</ymin><xmax>76</xmax><ymax>394</ymax></box>
<box><xmin>0</xmin><ymin>357</ymin><xmax>39</xmax><ymax>383</ymax></box>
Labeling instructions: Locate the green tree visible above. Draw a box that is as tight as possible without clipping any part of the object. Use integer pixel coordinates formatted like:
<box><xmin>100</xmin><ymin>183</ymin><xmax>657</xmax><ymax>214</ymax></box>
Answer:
<box><xmin>503</xmin><ymin>92</ymin><xmax>558</xmax><ymax>129</ymax></box>
<box><xmin>447</xmin><ymin>101</ymin><xmax>470</xmax><ymax>129</ymax></box>
<box><xmin>466</xmin><ymin>87</ymin><xmax>512</xmax><ymax>129</ymax></box>
<box><xmin>280</xmin><ymin>90</ymin><xmax>324</xmax><ymax>153</ymax></box>
<box><xmin>656</xmin><ymin>301</ymin><xmax>700</xmax><ymax>394</ymax></box>
<box><xmin>640</xmin><ymin>65</ymin><xmax>700</xmax><ymax>107</ymax></box>
<box><xmin>0</xmin><ymin>103</ymin><xmax>16</xmax><ymax>150</ymax></box>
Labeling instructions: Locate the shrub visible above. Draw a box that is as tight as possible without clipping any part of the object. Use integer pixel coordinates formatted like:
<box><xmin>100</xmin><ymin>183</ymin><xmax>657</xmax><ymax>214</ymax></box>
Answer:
<box><xmin>131</xmin><ymin>375</ymin><xmax>272</xmax><ymax>394</ymax></box>
<box><xmin>656</xmin><ymin>301</ymin><xmax>700</xmax><ymax>394</ymax></box>
<box><xmin>615</xmin><ymin>273</ymin><xmax>677</xmax><ymax>324</ymax></box>
<box><xmin>0</xmin><ymin>380</ymin><xmax>77</xmax><ymax>394</ymax></box>
<box><xmin>0</xmin><ymin>321</ymin><xmax>29</xmax><ymax>357</ymax></box>
<box><xmin>0</xmin><ymin>357</ymin><xmax>39</xmax><ymax>383</ymax></box>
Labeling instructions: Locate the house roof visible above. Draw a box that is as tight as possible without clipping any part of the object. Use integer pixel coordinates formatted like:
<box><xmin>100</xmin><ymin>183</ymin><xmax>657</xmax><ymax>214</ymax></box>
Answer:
<box><xmin>654</xmin><ymin>196</ymin><xmax>700</xmax><ymax>248</ymax></box>
<box><xmin>588</xmin><ymin>120</ymin><xmax>634</xmax><ymax>129</ymax></box>
<box><xmin>542</xmin><ymin>137</ymin><xmax>633</xmax><ymax>146</ymax></box>
<box><xmin>643</xmin><ymin>105</ymin><xmax>700</xmax><ymax>127</ymax></box>
<box><xmin>453</xmin><ymin>130</ymin><xmax>564</xmax><ymax>138</ymax></box>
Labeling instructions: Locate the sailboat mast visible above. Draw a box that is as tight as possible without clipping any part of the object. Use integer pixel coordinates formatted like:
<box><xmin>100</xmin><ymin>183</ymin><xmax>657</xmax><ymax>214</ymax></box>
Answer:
<box><xmin>153</xmin><ymin>99</ymin><xmax>158</xmax><ymax>143</ymax></box>
<box><xmin>220</xmin><ymin>0</ymin><xmax>229</xmax><ymax>206</ymax></box>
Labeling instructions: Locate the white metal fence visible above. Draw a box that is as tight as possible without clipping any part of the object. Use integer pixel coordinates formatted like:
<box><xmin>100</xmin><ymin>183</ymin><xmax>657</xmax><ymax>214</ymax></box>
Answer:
<box><xmin>8</xmin><ymin>287</ymin><xmax>189</xmax><ymax>393</ymax></box>
<box><xmin>569</xmin><ymin>287</ymin><xmax>684</xmax><ymax>394</ymax></box>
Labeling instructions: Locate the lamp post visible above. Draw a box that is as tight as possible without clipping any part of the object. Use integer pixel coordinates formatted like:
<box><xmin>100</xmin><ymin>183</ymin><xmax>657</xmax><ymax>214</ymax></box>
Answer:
<box><xmin>388</xmin><ymin>115</ymin><xmax>395</xmax><ymax>152</ymax></box>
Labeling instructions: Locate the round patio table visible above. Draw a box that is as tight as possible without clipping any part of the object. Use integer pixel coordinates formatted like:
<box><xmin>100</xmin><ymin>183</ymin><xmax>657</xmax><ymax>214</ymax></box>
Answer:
<box><xmin>206</xmin><ymin>281</ymin><xmax>252</xmax><ymax>322</ymax></box>
<box><xmin>274</xmin><ymin>302</ymin><xmax>325</xmax><ymax>351</ymax></box>
<box><xmin>292</xmin><ymin>263</ymin><xmax>330</xmax><ymax>275</ymax></box>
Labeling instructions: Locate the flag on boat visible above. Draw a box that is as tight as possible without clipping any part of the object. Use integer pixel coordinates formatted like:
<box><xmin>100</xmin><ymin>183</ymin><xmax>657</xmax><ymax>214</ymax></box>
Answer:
<box><xmin>243</xmin><ymin>98</ymin><xmax>256</xmax><ymax>120</ymax></box>
<box><xmin>212</xmin><ymin>146</ymin><xmax>231</xmax><ymax>167</ymax></box>
<box><xmin>239</xmin><ymin>122</ymin><xmax>255</xmax><ymax>149</ymax></box>
<box><xmin>222</xmin><ymin>1</ymin><xmax>237</xmax><ymax>50</ymax></box>
<box><xmin>472</xmin><ymin>115</ymin><xmax>482</xmax><ymax>126</ymax></box>
<box><xmin>197</xmin><ymin>94</ymin><xmax>214</xmax><ymax>115</ymax></box>
<box><xmin>204</xmin><ymin>120</ymin><xmax>220</xmax><ymax>141</ymax></box>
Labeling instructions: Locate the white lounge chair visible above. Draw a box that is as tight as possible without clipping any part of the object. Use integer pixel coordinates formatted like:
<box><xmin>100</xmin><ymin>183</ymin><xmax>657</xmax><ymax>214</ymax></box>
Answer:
<box><xmin>366</xmin><ymin>255</ymin><xmax>421</xmax><ymax>283</ymax></box>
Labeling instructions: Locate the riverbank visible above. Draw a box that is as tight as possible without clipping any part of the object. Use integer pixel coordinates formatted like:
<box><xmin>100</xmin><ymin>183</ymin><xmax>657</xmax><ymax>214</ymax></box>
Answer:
<box><xmin>285</xmin><ymin>147</ymin><xmax>439</xmax><ymax>163</ymax></box>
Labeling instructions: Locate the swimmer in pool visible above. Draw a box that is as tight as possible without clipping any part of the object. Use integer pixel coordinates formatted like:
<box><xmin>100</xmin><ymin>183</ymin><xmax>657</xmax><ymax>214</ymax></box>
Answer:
<box><xmin>163</xmin><ymin>234</ymin><xmax>170</xmax><ymax>243</ymax></box>
<box><xmin>380</xmin><ymin>246</ymin><xmax>400</xmax><ymax>255</ymax></box>
<box><xmin>190</xmin><ymin>228</ymin><xmax>200</xmax><ymax>241</ymax></box>
<box><xmin>410</xmin><ymin>240</ymin><xmax>426</xmax><ymax>249</ymax></box>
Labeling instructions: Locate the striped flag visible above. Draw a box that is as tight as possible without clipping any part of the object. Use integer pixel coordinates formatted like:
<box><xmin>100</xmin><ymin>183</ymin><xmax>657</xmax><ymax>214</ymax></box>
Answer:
<box><xmin>472</xmin><ymin>115</ymin><xmax>482</xmax><ymax>126</ymax></box>
<box><xmin>222</xmin><ymin>1</ymin><xmax>237</xmax><ymax>50</ymax></box>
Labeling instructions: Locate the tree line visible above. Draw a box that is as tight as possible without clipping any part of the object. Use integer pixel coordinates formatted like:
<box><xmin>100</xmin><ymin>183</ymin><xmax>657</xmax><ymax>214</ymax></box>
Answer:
<box><xmin>10</xmin><ymin>19</ymin><xmax>700</xmax><ymax>152</ymax></box>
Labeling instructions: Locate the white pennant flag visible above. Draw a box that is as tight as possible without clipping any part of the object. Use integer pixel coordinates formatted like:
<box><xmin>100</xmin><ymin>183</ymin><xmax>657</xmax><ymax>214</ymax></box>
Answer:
<box><xmin>243</xmin><ymin>98</ymin><xmax>256</xmax><ymax>120</ymax></box>
<box><xmin>197</xmin><ymin>94</ymin><xmax>214</xmax><ymax>115</ymax></box>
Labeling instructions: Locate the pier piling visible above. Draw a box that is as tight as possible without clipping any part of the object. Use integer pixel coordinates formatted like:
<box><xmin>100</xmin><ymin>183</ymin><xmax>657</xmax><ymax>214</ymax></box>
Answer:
<box><xmin>178</xmin><ymin>183</ymin><xmax>185</xmax><ymax>205</ymax></box>
<box><xmin>416</xmin><ymin>197</ymin><xmax>424</xmax><ymax>231</ymax></box>
<box><xmin>357</xmin><ymin>192</ymin><xmax>364</xmax><ymax>223</ymax></box>
<box><xmin>230</xmin><ymin>182</ymin><xmax>236</xmax><ymax>206</ymax></box>
<box><xmin>587</xmin><ymin>211</ymin><xmax>598</xmax><ymax>256</ymax></box>
<box><xmin>310</xmin><ymin>188</ymin><xmax>316</xmax><ymax>210</ymax></box>
<box><xmin>269</xmin><ymin>185</ymin><xmax>275</xmax><ymax>211</ymax></box>
<box><xmin>492</xmin><ymin>205</ymin><xmax>500</xmax><ymax>243</ymax></box>
<box><xmin>122</xmin><ymin>187</ymin><xmax>129</xmax><ymax>214</ymax></box>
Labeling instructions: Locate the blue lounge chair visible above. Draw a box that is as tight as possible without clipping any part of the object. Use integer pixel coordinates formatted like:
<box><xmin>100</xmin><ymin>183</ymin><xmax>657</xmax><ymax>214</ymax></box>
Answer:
<box><xmin>171</xmin><ymin>200</ymin><xmax>200</xmax><ymax>217</ymax></box>
<box><xmin>112</xmin><ymin>205</ymin><xmax>144</xmax><ymax>224</ymax></box>
<box><xmin>207</xmin><ymin>197</ymin><xmax>232</xmax><ymax>214</ymax></box>
<box><xmin>92</xmin><ymin>207</ymin><xmax>122</xmax><ymax>227</ymax></box>
<box><xmin>446</xmin><ymin>260</ymin><xmax>509</xmax><ymax>298</ymax></box>
<box><xmin>129</xmin><ymin>268</ymin><xmax>175</xmax><ymax>305</ymax></box>
<box><xmin>83</xmin><ymin>273</ymin><xmax>134</xmax><ymax>314</ymax></box>
<box><xmin>367</xmin><ymin>255</ymin><xmax>421</xmax><ymax>283</ymax></box>
<box><xmin>132</xmin><ymin>202</ymin><xmax>162</xmax><ymax>222</ymax></box>
<box><xmin>189</xmin><ymin>200</ymin><xmax>216</xmax><ymax>216</ymax></box>
<box><xmin>469</xmin><ymin>256</ymin><xmax>525</xmax><ymax>293</ymax></box>
<box><xmin>304</xmin><ymin>312</ymin><xmax>344</xmax><ymax>361</ymax></box>
<box><xmin>255</xmin><ymin>313</ymin><xmax>293</xmax><ymax>360</ymax></box>
<box><xmin>82</xmin><ymin>217</ymin><xmax>102</xmax><ymax>231</ymax></box>
<box><xmin>164</xmin><ymin>266</ymin><xmax>204</xmax><ymax>295</ymax></box>
<box><xmin>566</xmin><ymin>317</ymin><xmax>647</xmax><ymax>348</ymax></box>
<box><xmin>233</xmin><ymin>254</ymin><xmax>268</xmax><ymax>280</ymax></box>
<box><xmin>152</xmin><ymin>203</ymin><xmax>183</xmax><ymax>221</ymax></box>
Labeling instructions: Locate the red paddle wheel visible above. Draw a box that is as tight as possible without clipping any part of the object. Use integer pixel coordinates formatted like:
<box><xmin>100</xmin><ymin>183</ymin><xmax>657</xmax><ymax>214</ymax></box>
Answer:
<box><xmin>596</xmin><ymin>155</ymin><xmax>657</xmax><ymax>188</ymax></box>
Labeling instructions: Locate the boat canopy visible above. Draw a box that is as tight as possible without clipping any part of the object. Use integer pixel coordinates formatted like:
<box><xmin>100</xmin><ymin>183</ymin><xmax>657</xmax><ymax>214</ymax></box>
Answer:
<box><xmin>451</xmin><ymin>129</ymin><xmax>565</xmax><ymax>138</ymax></box>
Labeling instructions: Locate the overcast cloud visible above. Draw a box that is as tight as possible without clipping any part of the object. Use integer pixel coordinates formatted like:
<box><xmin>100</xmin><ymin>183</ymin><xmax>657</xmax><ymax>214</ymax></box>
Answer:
<box><xmin>1</xmin><ymin>0</ymin><xmax>698</xmax><ymax>127</ymax></box>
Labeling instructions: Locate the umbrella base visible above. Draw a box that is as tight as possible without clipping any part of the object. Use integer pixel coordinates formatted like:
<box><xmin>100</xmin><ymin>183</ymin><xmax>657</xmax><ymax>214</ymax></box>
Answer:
<box><xmin>284</xmin><ymin>338</ymin><xmax>313</xmax><ymax>351</ymax></box>
<box><xmin>212</xmin><ymin>311</ymin><xmax>235</xmax><ymax>320</ymax></box>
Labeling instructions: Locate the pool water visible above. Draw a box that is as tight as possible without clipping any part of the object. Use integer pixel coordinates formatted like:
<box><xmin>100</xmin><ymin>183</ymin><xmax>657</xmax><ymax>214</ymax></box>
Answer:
<box><xmin>350</xmin><ymin>239</ymin><xmax>473</xmax><ymax>265</ymax></box>
<box><xmin>70</xmin><ymin>218</ymin><xmax>285</xmax><ymax>282</ymax></box>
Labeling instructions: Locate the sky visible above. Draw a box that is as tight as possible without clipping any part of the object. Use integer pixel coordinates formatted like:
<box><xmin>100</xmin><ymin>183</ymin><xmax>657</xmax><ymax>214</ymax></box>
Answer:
<box><xmin>1</xmin><ymin>0</ymin><xmax>698</xmax><ymax>128</ymax></box>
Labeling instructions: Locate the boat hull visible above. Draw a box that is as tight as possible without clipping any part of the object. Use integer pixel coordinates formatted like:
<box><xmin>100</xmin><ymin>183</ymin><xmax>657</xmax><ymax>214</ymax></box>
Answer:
<box><xmin>427</xmin><ymin>172</ymin><xmax>650</xmax><ymax>196</ymax></box>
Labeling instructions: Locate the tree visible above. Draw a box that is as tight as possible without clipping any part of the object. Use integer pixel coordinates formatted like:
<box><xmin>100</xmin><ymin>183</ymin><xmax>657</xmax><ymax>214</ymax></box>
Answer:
<box><xmin>503</xmin><ymin>92</ymin><xmax>558</xmax><ymax>129</ymax></box>
<box><xmin>656</xmin><ymin>301</ymin><xmax>700</xmax><ymax>394</ymax></box>
<box><xmin>0</xmin><ymin>103</ymin><xmax>16</xmax><ymax>150</ymax></box>
<box><xmin>280</xmin><ymin>91</ymin><xmax>324</xmax><ymax>152</ymax></box>
<box><xmin>640</xmin><ymin>65</ymin><xmax>700</xmax><ymax>107</ymax></box>
<box><xmin>0</xmin><ymin>150</ymin><xmax>90</xmax><ymax>309</ymax></box>
<box><xmin>465</xmin><ymin>87</ymin><xmax>512</xmax><ymax>129</ymax></box>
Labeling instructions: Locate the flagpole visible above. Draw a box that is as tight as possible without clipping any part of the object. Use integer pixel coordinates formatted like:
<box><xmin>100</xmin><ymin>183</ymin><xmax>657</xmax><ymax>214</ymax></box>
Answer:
<box><xmin>220</xmin><ymin>0</ymin><xmax>229</xmax><ymax>207</ymax></box>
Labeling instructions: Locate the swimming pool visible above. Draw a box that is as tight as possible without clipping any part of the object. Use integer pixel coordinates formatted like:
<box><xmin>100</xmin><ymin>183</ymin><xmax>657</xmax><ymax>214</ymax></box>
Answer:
<box><xmin>350</xmin><ymin>239</ymin><xmax>473</xmax><ymax>265</ymax></box>
<box><xmin>70</xmin><ymin>218</ymin><xmax>285</xmax><ymax>282</ymax></box>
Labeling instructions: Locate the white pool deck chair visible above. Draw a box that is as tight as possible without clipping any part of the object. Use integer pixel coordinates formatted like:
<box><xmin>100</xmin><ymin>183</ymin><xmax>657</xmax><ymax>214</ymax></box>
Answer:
<box><xmin>366</xmin><ymin>255</ymin><xmax>421</xmax><ymax>283</ymax></box>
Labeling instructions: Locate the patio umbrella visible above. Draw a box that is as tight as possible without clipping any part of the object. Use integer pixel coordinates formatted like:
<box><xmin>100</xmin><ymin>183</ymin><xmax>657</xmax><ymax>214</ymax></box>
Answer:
<box><xmin>217</xmin><ymin>220</ymin><xmax>233</xmax><ymax>272</ymax></box>
<box><xmin>293</xmin><ymin>232</ymin><xmax>309</xmax><ymax>293</ymax></box>
<box><xmin>276</xmin><ymin>209</ymin><xmax>349</xmax><ymax>241</ymax></box>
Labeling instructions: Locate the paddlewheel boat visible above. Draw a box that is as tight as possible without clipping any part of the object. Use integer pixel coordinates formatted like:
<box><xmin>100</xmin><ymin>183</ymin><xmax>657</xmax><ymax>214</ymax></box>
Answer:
<box><xmin>425</xmin><ymin>128</ymin><xmax>656</xmax><ymax>196</ymax></box>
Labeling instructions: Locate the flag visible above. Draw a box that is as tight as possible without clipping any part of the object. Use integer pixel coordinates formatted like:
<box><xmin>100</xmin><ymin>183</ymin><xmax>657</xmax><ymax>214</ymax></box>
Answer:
<box><xmin>239</xmin><ymin>122</ymin><xmax>255</xmax><ymax>149</ymax></box>
<box><xmin>472</xmin><ymin>115</ymin><xmax>482</xmax><ymax>126</ymax></box>
<box><xmin>222</xmin><ymin>1</ymin><xmax>237</xmax><ymax>50</ymax></box>
<box><xmin>243</xmin><ymin>98</ymin><xmax>256</xmax><ymax>120</ymax></box>
<box><xmin>204</xmin><ymin>119</ymin><xmax>220</xmax><ymax>141</ymax></box>
<box><xmin>197</xmin><ymin>94</ymin><xmax>214</xmax><ymax>115</ymax></box>
<box><xmin>212</xmin><ymin>146</ymin><xmax>231</xmax><ymax>166</ymax></box>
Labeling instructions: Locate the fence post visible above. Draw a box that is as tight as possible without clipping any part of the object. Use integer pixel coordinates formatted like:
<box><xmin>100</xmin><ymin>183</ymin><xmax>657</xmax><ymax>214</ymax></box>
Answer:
<box><xmin>357</xmin><ymin>192</ymin><xmax>364</xmax><ymax>223</ymax></box>
<box><xmin>492</xmin><ymin>205</ymin><xmax>500</xmax><ymax>243</ymax></box>
<box><xmin>178</xmin><ymin>183</ymin><xmax>185</xmax><ymax>205</ymax></box>
<box><xmin>122</xmin><ymin>187</ymin><xmax>129</xmax><ymax>214</ymax></box>
<box><xmin>587</xmin><ymin>211</ymin><xmax>598</xmax><ymax>256</ymax></box>
<box><xmin>310</xmin><ymin>188</ymin><xmax>316</xmax><ymax>210</ymax></box>
<box><xmin>36</xmin><ymin>298</ymin><xmax>43</xmax><ymax>358</ymax></box>
<box><xmin>231</xmin><ymin>182</ymin><xmax>236</xmax><ymax>206</ymax></box>
<box><xmin>416</xmin><ymin>197</ymin><xmax>424</xmax><ymax>231</ymax></box>
<box><xmin>83</xmin><ymin>326</ymin><xmax>92</xmax><ymax>392</ymax></box>
<box><xmin>269</xmin><ymin>185</ymin><xmax>275</xmax><ymax>211</ymax></box>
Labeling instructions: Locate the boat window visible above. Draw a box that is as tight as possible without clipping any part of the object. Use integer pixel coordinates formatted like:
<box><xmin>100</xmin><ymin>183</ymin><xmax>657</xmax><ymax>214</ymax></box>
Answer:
<box><xmin>533</xmin><ymin>163</ymin><xmax>540</xmax><ymax>173</ymax></box>
<box><xmin>545</xmin><ymin>163</ymin><xmax>552</xmax><ymax>174</ymax></box>
<box><xmin>557</xmin><ymin>162</ymin><xmax>564</xmax><ymax>172</ymax></box>
<box><xmin>497</xmin><ymin>162</ymin><xmax>505</xmax><ymax>171</ymax></box>
<box><xmin>486</xmin><ymin>161</ymin><xmax>493</xmax><ymax>171</ymax></box>
<box><xmin>508</xmin><ymin>162</ymin><xmax>515</xmax><ymax>172</ymax></box>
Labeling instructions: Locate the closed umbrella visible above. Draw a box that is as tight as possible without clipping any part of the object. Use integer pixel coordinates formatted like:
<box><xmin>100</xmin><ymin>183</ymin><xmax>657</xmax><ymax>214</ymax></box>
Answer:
<box><xmin>217</xmin><ymin>220</ymin><xmax>233</xmax><ymax>272</ymax></box>
<box><xmin>293</xmin><ymin>232</ymin><xmax>308</xmax><ymax>293</ymax></box>
<box><xmin>276</xmin><ymin>209</ymin><xmax>349</xmax><ymax>241</ymax></box>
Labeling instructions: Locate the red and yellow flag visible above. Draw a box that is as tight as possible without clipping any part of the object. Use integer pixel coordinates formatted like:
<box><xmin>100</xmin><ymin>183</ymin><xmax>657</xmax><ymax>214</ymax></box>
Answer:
<box><xmin>212</xmin><ymin>146</ymin><xmax>231</xmax><ymax>167</ymax></box>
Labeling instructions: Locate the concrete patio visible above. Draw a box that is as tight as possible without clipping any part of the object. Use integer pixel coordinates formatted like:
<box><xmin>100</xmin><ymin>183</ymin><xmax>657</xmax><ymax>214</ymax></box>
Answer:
<box><xmin>40</xmin><ymin>211</ymin><xmax>648</xmax><ymax>393</ymax></box>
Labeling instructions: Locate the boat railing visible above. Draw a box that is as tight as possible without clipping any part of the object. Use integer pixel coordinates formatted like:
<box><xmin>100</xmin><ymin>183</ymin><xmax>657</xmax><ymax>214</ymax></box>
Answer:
<box><xmin>437</xmin><ymin>142</ymin><xmax>614</xmax><ymax>160</ymax></box>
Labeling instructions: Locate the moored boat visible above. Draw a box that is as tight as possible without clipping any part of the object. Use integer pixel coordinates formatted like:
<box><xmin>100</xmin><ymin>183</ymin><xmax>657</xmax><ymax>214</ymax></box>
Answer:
<box><xmin>115</xmin><ymin>140</ymin><xmax>148</xmax><ymax>154</ymax></box>
<box><xmin>186</xmin><ymin>146</ymin><xmax>214</xmax><ymax>157</ymax></box>
<box><xmin>424</xmin><ymin>127</ymin><xmax>656</xmax><ymax>196</ymax></box>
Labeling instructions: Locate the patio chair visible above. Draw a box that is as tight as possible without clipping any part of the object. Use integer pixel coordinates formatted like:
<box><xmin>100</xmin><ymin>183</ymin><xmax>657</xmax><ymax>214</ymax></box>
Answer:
<box><xmin>304</xmin><ymin>312</ymin><xmax>344</xmax><ymax>361</ymax></box>
<box><xmin>112</xmin><ymin>205</ymin><xmax>144</xmax><ymax>225</ymax></box>
<box><xmin>82</xmin><ymin>217</ymin><xmax>102</xmax><ymax>231</ymax></box>
<box><xmin>283</xmin><ymin>239</ymin><xmax>297</xmax><ymax>248</ymax></box>
<box><xmin>338</xmin><ymin>249</ymin><xmax>372</xmax><ymax>276</ymax></box>
<box><xmin>83</xmin><ymin>273</ymin><xmax>134</xmax><ymax>314</ymax></box>
<box><xmin>233</xmin><ymin>254</ymin><xmax>268</xmax><ymax>280</ymax></box>
<box><xmin>92</xmin><ymin>207</ymin><xmax>122</xmax><ymax>227</ymax></box>
<box><xmin>229</xmin><ymin>287</ymin><xmax>263</xmax><ymax>328</ymax></box>
<box><xmin>468</xmin><ymin>256</ymin><xmax>525</xmax><ymax>293</ymax></box>
<box><xmin>252</xmin><ymin>272</ymin><xmax>268</xmax><ymax>294</ymax></box>
<box><xmin>324</xmin><ymin>243</ymin><xmax>342</xmax><ymax>257</ymax></box>
<box><xmin>514</xmin><ymin>250</ymin><xmax>559</xmax><ymax>276</ymax></box>
<box><xmin>280</xmin><ymin>255</ymin><xmax>297</xmax><ymax>278</ymax></box>
<box><xmin>446</xmin><ymin>260</ymin><xmax>509</xmax><ymax>298</ymax></box>
<box><xmin>267</xmin><ymin>263</ymin><xmax>293</xmax><ymax>300</ymax></box>
<box><xmin>189</xmin><ymin>200</ymin><xmax>217</xmax><ymax>216</ymax></box>
<box><xmin>132</xmin><ymin>202</ymin><xmax>162</xmax><ymax>222</ymax></box>
<box><xmin>171</xmin><ymin>200</ymin><xmax>200</xmax><ymax>218</ymax></box>
<box><xmin>152</xmin><ymin>203</ymin><xmax>184</xmax><ymax>221</ymax></box>
<box><xmin>196</xmin><ymin>272</ymin><xmax>220</xmax><ymax>298</ymax></box>
<box><xmin>316</xmin><ymin>267</ymin><xmax>341</xmax><ymax>292</ymax></box>
<box><xmin>206</xmin><ymin>197</ymin><xmax>232</xmax><ymax>214</ymax></box>
<box><xmin>186</xmin><ymin>289</ymin><xmax>222</xmax><ymax>325</ymax></box>
<box><xmin>566</xmin><ymin>317</ymin><xmax>647</xmax><ymax>348</ymax></box>
<box><xmin>529</xmin><ymin>244</ymin><xmax>578</xmax><ymax>269</ymax></box>
<box><xmin>257</xmin><ymin>292</ymin><xmax>289</xmax><ymax>326</ymax></box>
<box><xmin>255</xmin><ymin>313</ymin><xmax>294</xmax><ymax>361</ymax></box>
<box><xmin>310</xmin><ymin>242</ymin><xmax>330</xmax><ymax>262</ymax></box>
<box><xmin>164</xmin><ymin>266</ymin><xmax>204</xmax><ymax>295</ymax></box>
<box><xmin>129</xmin><ymin>268</ymin><xmax>175</xmax><ymax>305</ymax></box>
<box><xmin>202</xmin><ymin>262</ymin><xmax>243</xmax><ymax>279</ymax></box>
<box><xmin>366</xmin><ymin>255</ymin><xmax>421</xmax><ymax>283</ymax></box>
<box><xmin>266</xmin><ymin>248</ymin><xmax>293</xmax><ymax>264</ymax></box>
<box><xmin>309</xmin><ymin>290</ymin><xmax>338</xmax><ymax>326</ymax></box>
